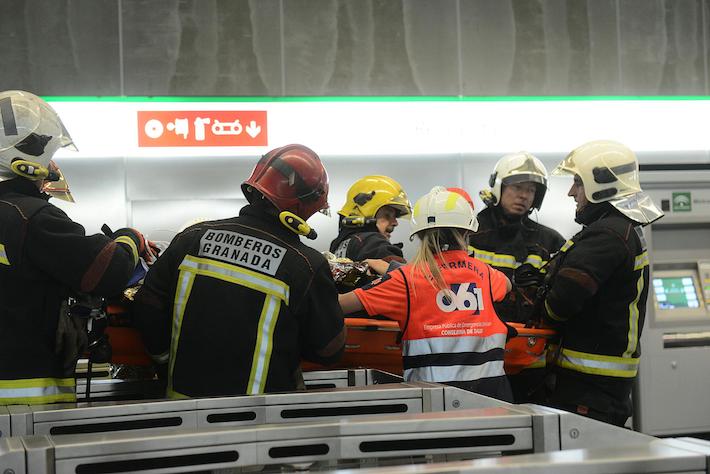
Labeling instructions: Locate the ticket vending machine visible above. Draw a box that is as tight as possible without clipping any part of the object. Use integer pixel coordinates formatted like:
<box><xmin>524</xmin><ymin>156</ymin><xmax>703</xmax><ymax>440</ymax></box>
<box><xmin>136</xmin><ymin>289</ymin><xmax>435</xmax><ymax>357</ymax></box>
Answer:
<box><xmin>635</xmin><ymin>166</ymin><xmax>710</xmax><ymax>436</ymax></box>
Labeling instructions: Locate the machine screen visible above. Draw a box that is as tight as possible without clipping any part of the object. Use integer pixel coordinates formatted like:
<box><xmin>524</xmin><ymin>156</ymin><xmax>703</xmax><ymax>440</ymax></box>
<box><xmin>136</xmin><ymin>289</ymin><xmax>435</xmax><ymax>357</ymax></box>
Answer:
<box><xmin>653</xmin><ymin>275</ymin><xmax>700</xmax><ymax>309</ymax></box>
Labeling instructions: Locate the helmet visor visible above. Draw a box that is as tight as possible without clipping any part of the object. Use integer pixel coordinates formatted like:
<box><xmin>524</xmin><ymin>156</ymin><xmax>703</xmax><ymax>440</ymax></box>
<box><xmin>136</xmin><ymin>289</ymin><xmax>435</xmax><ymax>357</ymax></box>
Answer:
<box><xmin>389</xmin><ymin>191</ymin><xmax>412</xmax><ymax>219</ymax></box>
<box><xmin>502</xmin><ymin>173</ymin><xmax>547</xmax><ymax>187</ymax></box>
<box><xmin>36</xmin><ymin>99</ymin><xmax>77</xmax><ymax>152</ymax></box>
<box><xmin>552</xmin><ymin>155</ymin><xmax>577</xmax><ymax>177</ymax></box>
<box><xmin>41</xmin><ymin>161</ymin><xmax>74</xmax><ymax>202</ymax></box>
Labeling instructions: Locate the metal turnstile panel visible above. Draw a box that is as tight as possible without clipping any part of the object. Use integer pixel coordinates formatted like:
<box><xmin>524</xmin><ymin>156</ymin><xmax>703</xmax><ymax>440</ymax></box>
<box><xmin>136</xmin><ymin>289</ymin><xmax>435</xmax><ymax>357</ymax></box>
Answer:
<box><xmin>443</xmin><ymin>386</ymin><xmax>516</xmax><ymax>410</ymax></box>
<box><xmin>256</xmin><ymin>437</ymin><xmax>341</xmax><ymax>465</ymax></box>
<box><xmin>557</xmin><ymin>411</ymin><xmax>655</xmax><ymax>451</ymax></box>
<box><xmin>23</xmin><ymin>435</ymin><xmax>53</xmax><ymax>474</ymax></box>
<box><xmin>340</xmin><ymin>428</ymin><xmax>533</xmax><ymax>459</ymax></box>
<box><xmin>197</xmin><ymin>406</ymin><xmax>266</xmax><ymax>429</ymax></box>
<box><xmin>337</xmin><ymin>440</ymin><xmax>709</xmax><ymax>473</ymax></box>
<box><xmin>30</xmin><ymin>399</ymin><xmax>198</xmax><ymax>437</ymax></box>
<box><xmin>55</xmin><ymin>443</ymin><xmax>257</xmax><ymax>474</ymax></box>
<box><xmin>0</xmin><ymin>406</ymin><xmax>10</xmax><ymax>438</ymax></box>
<box><xmin>51</xmin><ymin>426</ymin><xmax>257</xmax><ymax>460</ymax></box>
<box><xmin>261</xmin><ymin>383</ymin><xmax>426</xmax><ymax>405</ymax></box>
<box><xmin>0</xmin><ymin>436</ymin><xmax>26</xmax><ymax>473</ymax></box>
<box><xmin>30</xmin><ymin>399</ymin><xmax>197</xmax><ymax>423</ymax></box>
<box><xmin>303</xmin><ymin>369</ymin><xmax>353</xmax><ymax>389</ymax></box>
<box><xmin>8</xmin><ymin>405</ymin><xmax>32</xmax><ymax>436</ymax></box>
<box><xmin>266</xmin><ymin>398</ymin><xmax>423</xmax><ymax>423</ymax></box>
<box><xmin>34</xmin><ymin>411</ymin><xmax>199</xmax><ymax>437</ymax></box>
<box><xmin>337</xmin><ymin>408</ymin><xmax>532</xmax><ymax>436</ymax></box>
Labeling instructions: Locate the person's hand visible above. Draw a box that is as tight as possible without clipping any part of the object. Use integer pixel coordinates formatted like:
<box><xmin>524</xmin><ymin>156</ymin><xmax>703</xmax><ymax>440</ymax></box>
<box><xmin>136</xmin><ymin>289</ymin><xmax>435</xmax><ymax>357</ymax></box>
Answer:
<box><xmin>364</xmin><ymin>258</ymin><xmax>389</xmax><ymax>275</ymax></box>
<box><xmin>145</xmin><ymin>240</ymin><xmax>161</xmax><ymax>264</ymax></box>
<box><xmin>112</xmin><ymin>228</ymin><xmax>158</xmax><ymax>264</ymax></box>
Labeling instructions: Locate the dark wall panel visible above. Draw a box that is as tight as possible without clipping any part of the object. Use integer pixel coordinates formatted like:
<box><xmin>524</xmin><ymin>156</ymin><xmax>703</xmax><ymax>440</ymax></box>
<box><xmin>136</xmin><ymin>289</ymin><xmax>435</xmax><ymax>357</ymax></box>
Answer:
<box><xmin>0</xmin><ymin>0</ymin><xmax>120</xmax><ymax>95</ymax></box>
<box><xmin>0</xmin><ymin>0</ymin><xmax>706</xmax><ymax>97</ymax></box>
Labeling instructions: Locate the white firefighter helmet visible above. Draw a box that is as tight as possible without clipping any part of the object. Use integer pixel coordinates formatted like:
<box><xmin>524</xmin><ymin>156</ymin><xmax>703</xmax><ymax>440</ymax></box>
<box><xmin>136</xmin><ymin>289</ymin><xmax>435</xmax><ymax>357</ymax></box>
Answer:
<box><xmin>553</xmin><ymin>140</ymin><xmax>663</xmax><ymax>224</ymax></box>
<box><xmin>0</xmin><ymin>91</ymin><xmax>76</xmax><ymax>188</ymax></box>
<box><xmin>552</xmin><ymin>140</ymin><xmax>640</xmax><ymax>202</ymax></box>
<box><xmin>410</xmin><ymin>186</ymin><xmax>479</xmax><ymax>239</ymax></box>
<box><xmin>485</xmin><ymin>152</ymin><xmax>548</xmax><ymax>210</ymax></box>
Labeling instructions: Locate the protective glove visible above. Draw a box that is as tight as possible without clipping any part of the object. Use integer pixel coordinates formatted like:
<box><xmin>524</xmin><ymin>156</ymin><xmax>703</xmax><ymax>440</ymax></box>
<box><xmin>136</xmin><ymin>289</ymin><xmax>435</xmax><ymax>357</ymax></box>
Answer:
<box><xmin>55</xmin><ymin>301</ymin><xmax>89</xmax><ymax>377</ymax></box>
<box><xmin>111</xmin><ymin>227</ymin><xmax>158</xmax><ymax>265</ymax></box>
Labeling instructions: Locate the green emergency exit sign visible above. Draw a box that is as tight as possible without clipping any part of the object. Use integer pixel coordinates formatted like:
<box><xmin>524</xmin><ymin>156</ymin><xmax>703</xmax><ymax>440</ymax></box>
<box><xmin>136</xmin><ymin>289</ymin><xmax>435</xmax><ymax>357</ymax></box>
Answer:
<box><xmin>672</xmin><ymin>192</ymin><xmax>692</xmax><ymax>212</ymax></box>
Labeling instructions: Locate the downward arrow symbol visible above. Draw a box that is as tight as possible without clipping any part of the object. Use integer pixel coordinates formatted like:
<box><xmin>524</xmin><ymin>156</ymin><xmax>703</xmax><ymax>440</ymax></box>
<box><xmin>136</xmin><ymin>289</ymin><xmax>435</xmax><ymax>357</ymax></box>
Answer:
<box><xmin>246</xmin><ymin>120</ymin><xmax>261</xmax><ymax>138</ymax></box>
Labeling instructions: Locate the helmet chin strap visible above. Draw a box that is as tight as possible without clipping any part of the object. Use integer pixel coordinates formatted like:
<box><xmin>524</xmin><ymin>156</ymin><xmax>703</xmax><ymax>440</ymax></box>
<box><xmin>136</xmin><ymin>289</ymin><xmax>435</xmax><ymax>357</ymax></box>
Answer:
<box><xmin>10</xmin><ymin>159</ymin><xmax>59</xmax><ymax>181</ymax></box>
<box><xmin>279</xmin><ymin>211</ymin><xmax>317</xmax><ymax>240</ymax></box>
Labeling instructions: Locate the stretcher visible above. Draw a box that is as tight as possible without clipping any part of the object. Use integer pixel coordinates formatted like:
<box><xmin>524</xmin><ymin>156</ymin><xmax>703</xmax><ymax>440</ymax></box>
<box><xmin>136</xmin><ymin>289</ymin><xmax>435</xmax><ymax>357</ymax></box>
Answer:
<box><xmin>303</xmin><ymin>317</ymin><xmax>403</xmax><ymax>374</ymax></box>
<box><xmin>304</xmin><ymin>319</ymin><xmax>558</xmax><ymax>377</ymax></box>
<box><xmin>97</xmin><ymin>309</ymin><xmax>556</xmax><ymax>381</ymax></box>
<box><xmin>503</xmin><ymin>323</ymin><xmax>558</xmax><ymax>375</ymax></box>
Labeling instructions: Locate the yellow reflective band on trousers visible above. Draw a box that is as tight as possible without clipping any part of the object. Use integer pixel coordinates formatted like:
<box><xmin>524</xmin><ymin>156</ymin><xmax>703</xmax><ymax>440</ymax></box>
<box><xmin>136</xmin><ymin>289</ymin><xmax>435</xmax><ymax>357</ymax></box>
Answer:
<box><xmin>556</xmin><ymin>348</ymin><xmax>639</xmax><ymax>377</ymax></box>
<box><xmin>0</xmin><ymin>377</ymin><xmax>76</xmax><ymax>404</ymax></box>
<box><xmin>114</xmin><ymin>235</ymin><xmax>139</xmax><ymax>266</ymax></box>
<box><xmin>0</xmin><ymin>243</ymin><xmax>10</xmax><ymax>266</ymax></box>
<box><xmin>167</xmin><ymin>255</ymin><xmax>290</xmax><ymax>397</ymax></box>
<box><xmin>469</xmin><ymin>247</ymin><xmax>545</xmax><ymax>270</ymax></box>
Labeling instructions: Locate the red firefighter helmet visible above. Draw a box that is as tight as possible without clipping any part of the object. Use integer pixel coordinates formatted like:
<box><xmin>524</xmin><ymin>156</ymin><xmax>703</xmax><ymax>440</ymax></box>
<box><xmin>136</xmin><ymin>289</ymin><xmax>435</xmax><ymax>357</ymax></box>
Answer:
<box><xmin>242</xmin><ymin>144</ymin><xmax>329</xmax><ymax>220</ymax></box>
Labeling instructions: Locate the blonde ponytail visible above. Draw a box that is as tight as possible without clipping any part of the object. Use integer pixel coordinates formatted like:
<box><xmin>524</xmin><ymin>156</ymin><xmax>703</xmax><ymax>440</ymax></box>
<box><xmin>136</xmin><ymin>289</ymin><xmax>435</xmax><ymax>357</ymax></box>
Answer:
<box><xmin>410</xmin><ymin>228</ymin><xmax>469</xmax><ymax>293</ymax></box>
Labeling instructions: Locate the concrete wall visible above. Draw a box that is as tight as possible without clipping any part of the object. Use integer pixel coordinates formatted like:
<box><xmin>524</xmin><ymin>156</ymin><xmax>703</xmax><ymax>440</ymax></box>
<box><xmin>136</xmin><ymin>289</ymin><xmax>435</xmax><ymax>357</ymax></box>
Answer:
<box><xmin>1</xmin><ymin>0</ymin><xmax>707</xmax><ymax>97</ymax></box>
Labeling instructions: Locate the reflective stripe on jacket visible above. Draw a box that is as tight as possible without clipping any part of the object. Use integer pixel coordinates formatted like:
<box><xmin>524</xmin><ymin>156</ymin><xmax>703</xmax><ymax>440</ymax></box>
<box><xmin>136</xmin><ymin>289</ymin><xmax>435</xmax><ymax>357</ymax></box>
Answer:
<box><xmin>1</xmin><ymin>178</ymin><xmax>137</xmax><ymax>405</ymax></box>
<box><xmin>468</xmin><ymin>206</ymin><xmax>565</xmax><ymax>375</ymax></box>
<box><xmin>355</xmin><ymin>250</ymin><xmax>510</xmax><ymax>393</ymax></box>
<box><xmin>545</xmin><ymin>207</ymin><xmax>649</xmax><ymax>381</ymax></box>
<box><xmin>134</xmin><ymin>205</ymin><xmax>345</xmax><ymax>398</ymax></box>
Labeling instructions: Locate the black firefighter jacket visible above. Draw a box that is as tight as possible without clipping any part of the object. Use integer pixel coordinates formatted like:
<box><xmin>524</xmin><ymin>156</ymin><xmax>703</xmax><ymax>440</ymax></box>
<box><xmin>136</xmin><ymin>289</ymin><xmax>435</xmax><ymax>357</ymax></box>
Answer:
<box><xmin>0</xmin><ymin>178</ymin><xmax>140</xmax><ymax>404</ymax></box>
<box><xmin>133</xmin><ymin>204</ymin><xmax>345</xmax><ymax>398</ymax></box>
<box><xmin>544</xmin><ymin>202</ymin><xmax>650</xmax><ymax>418</ymax></box>
<box><xmin>329</xmin><ymin>224</ymin><xmax>406</xmax><ymax>264</ymax></box>
<box><xmin>469</xmin><ymin>206</ymin><xmax>565</xmax><ymax>324</ymax></box>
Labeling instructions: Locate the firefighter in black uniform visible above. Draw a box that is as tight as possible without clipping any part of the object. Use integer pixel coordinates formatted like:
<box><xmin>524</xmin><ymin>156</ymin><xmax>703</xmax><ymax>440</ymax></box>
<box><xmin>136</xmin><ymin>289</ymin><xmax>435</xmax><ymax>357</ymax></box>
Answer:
<box><xmin>543</xmin><ymin>140</ymin><xmax>663</xmax><ymax>426</ymax></box>
<box><xmin>469</xmin><ymin>152</ymin><xmax>565</xmax><ymax>403</ymax></box>
<box><xmin>329</xmin><ymin>175</ymin><xmax>411</xmax><ymax>267</ymax></box>
<box><xmin>133</xmin><ymin>144</ymin><xmax>346</xmax><ymax>397</ymax></box>
<box><xmin>0</xmin><ymin>90</ymin><xmax>152</xmax><ymax>405</ymax></box>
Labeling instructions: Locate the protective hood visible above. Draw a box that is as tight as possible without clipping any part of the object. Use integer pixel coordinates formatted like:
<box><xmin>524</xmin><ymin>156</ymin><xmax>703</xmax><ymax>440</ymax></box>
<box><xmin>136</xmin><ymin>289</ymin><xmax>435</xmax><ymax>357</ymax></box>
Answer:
<box><xmin>609</xmin><ymin>191</ymin><xmax>664</xmax><ymax>226</ymax></box>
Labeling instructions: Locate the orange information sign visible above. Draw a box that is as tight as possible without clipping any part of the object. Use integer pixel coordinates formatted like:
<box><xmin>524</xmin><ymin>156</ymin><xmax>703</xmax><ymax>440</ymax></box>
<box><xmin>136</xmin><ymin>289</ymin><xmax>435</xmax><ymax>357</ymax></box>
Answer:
<box><xmin>137</xmin><ymin>110</ymin><xmax>268</xmax><ymax>147</ymax></box>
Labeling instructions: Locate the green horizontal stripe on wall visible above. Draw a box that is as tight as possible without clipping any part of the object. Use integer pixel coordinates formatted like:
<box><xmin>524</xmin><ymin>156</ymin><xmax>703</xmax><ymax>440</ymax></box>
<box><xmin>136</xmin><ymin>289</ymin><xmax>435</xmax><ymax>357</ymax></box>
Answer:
<box><xmin>42</xmin><ymin>95</ymin><xmax>710</xmax><ymax>103</ymax></box>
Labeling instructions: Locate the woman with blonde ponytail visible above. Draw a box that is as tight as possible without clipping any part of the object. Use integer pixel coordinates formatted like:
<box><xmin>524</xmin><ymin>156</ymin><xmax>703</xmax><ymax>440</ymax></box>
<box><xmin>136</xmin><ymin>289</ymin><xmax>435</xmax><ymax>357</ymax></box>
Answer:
<box><xmin>339</xmin><ymin>186</ymin><xmax>513</xmax><ymax>401</ymax></box>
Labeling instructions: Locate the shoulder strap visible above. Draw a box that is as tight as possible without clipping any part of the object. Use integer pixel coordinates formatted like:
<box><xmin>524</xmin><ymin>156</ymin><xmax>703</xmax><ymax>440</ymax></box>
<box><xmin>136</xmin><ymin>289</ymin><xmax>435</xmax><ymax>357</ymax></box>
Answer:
<box><xmin>395</xmin><ymin>267</ymin><xmax>411</xmax><ymax>345</ymax></box>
